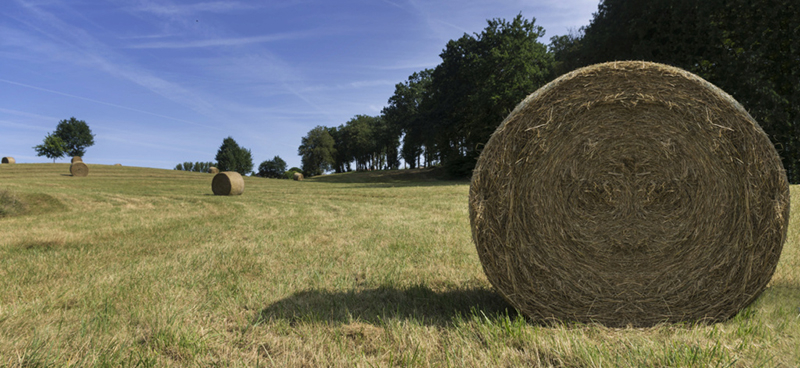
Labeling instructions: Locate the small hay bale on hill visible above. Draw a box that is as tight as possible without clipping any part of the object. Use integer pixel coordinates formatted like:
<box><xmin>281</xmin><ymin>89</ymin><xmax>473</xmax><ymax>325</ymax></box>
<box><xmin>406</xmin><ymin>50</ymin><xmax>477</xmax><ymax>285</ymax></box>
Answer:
<box><xmin>293</xmin><ymin>172</ymin><xmax>304</xmax><ymax>181</ymax></box>
<box><xmin>71</xmin><ymin>156</ymin><xmax>82</xmax><ymax>163</ymax></box>
<box><xmin>114</xmin><ymin>163</ymin><xmax>122</xmax><ymax>166</ymax></box>
<box><xmin>469</xmin><ymin>61</ymin><xmax>790</xmax><ymax>327</ymax></box>
<box><xmin>209</xmin><ymin>167</ymin><xmax>219</xmax><ymax>174</ymax></box>
<box><xmin>212</xmin><ymin>171</ymin><xmax>244</xmax><ymax>196</ymax></box>
<box><xmin>1</xmin><ymin>157</ymin><xmax>15</xmax><ymax>164</ymax></box>
<box><xmin>70</xmin><ymin>162</ymin><xmax>89</xmax><ymax>177</ymax></box>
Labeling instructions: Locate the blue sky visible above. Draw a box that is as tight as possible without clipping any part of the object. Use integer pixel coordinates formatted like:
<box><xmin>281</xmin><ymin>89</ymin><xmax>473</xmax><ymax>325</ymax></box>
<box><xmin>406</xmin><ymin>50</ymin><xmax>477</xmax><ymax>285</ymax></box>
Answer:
<box><xmin>1</xmin><ymin>0</ymin><xmax>598</xmax><ymax>170</ymax></box>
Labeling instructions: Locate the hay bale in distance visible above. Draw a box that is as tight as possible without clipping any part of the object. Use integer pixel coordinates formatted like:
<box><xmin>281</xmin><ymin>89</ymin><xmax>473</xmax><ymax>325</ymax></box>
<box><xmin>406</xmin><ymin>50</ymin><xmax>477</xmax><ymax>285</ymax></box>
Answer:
<box><xmin>71</xmin><ymin>156</ymin><xmax>82</xmax><ymax>163</ymax></box>
<box><xmin>212</xmin><ymin>171</ymin><xmax>244</xmax><ymax>196</ymax></box>
<box><xmin>469</xmin><ymin>61</ymin><xmax>790</xmax><ymax>327</ymax></box>
<box><xmin>1</xmin><ymin>157</ymin><xmax>14</xmax><ymax>164</ymax></box>
<box><xmin>70</xmin><ymin>162</ymin><xmax>89</xmax><ymax>177</ymax></box>
<box><xmin>209</xmin><ymin>167</ymin><xmax>219</xmax><ymax>174</ymax></box>
<box><xmin>293</xmin><ymin>172</ymin><xmax>304</xmax><ymax>181</ymax></box>
<box><xmin>114</xmin><ymin>163</ymin><xmax>122</xmax><ymax>166</ymax></box>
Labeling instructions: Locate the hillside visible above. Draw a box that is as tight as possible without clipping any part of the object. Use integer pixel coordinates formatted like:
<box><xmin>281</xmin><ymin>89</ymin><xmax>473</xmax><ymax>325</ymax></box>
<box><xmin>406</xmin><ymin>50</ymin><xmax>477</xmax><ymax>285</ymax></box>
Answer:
<box><xmin>0</xmin><ymin>163</ymin><xmax>798</xmax><ymax>366</ymax></box>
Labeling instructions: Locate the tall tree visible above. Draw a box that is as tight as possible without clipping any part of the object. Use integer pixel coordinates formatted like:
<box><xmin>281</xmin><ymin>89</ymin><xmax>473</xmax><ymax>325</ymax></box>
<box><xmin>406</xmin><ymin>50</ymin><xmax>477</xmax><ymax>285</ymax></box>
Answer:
<box><xmin>54</xmin><ymin>117</ymin><xmax>95</xmax><ymax>157</ymax></box>
<box><xmin>383</xmin><ymin>69</ymin><xmax>433</xmax><ymax>169</ymax></box>
<box><xmin>298</xmin><ymin>126</ymin><xmax>336</xmax><ymax>177</ymax></box>
<box><xmin>33</xmin><ymin>133</ymin><xmax>67</xmax><ymax>163</ymax></box>
<box><xmin>429</xmin><ymin>14</ymin><xmax>554</xmax><ymax>176</ymax></box>
<box><xmin>215</xmin><ymin>137</ymin><xmax>253</xmax><ymax>175</ymax></box>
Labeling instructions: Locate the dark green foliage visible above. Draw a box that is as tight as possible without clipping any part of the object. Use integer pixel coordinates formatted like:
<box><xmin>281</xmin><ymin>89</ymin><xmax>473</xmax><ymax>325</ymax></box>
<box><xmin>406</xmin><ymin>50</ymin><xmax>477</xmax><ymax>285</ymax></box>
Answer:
<box><xmin>174</xmin><ymin>162</ymin><xmax>214</xmax><ymax>172</ymax></box>
<box><xmin>257</xmin><ymin>156</ymin><xmax>287</xmax><ymax>178</ymax></box>
<box><xmin>214</xmin><ymin>137</ymin><xmax>253</xmax><ymax>175</ymax></box>
<box><xmin>298</xmin><ymin>126</ymin><xmax>336</xmax><ymax>177</ymax></box>
<box><xmin>33</xmin><ymin>133</ymin><xmax>67</xmax><ymax>162</ymax></box>
<box><xmin>383</xmin><ymin>70</ymin><xmax>433</xmax><ymax>169</ymax></box>
<box><xmin>552</xmin><ymin>0</ymin><xmax>800</xmax><ymax>182</ymax></box>
<box><xmin>54</xmin><ymin>117</ymin><xmax>95</xmax><ymax>157</ymax></box>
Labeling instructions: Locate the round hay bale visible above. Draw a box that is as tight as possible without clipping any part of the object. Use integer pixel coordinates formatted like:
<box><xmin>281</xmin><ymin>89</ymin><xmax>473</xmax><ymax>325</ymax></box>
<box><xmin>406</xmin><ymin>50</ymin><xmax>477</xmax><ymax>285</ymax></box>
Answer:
<box><xmin>293</xmin><ymin>172</ymin><xmax>304</xmax><ymax>181</ymax></box>
<box><xmin>70</xmin><ymin>162</ymin><xmax>89</xmax><ymax>177</ymax></box>
<box><xmin>209</xmin><ymin>167</ymin><xmax>219</xmax><ymax>174</ymax></box>
<box><xmin>469</xmin><ymin>61</ymin><xmax>790</xmax><ymax>327</ymax></box>
<box><xmin>1</xmin><ymin>157</ymin><xmax>14</xmax><ymax>164</ymax></box>
<box><xmin>71</xmin><ymin>156</ymin><xmax>82</xmax><ymax>163</ymax></box>
<box><xmin>212</xmin><ymin>171</ymin><xmax>244</xmax><ymax>196</ymax></box>
<box><xmin>114</xmin><ymin>163</ymin><xmax>122</xmax><ymax>166</ymax></box>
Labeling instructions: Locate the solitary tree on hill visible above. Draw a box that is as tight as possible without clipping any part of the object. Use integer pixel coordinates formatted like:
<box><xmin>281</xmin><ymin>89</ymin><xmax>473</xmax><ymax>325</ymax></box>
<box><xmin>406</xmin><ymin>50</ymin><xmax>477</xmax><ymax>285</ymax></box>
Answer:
<box><xmin>215</xmin><ymin>136</ymin><xmax>253</xmax><ymax>175</ymax></box>
<box><xmin>54</xmin><ymin>117</ymin><xmax>95</xmax><ymax>157</ymax></box>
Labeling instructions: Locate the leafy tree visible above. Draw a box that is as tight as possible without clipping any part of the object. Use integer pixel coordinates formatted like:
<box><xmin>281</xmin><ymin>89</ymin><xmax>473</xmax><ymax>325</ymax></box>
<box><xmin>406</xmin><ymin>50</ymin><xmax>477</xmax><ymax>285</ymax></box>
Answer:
<box><xmin>257</xmin><ymin>156</ymin><xmax>287</xmax><ymax>178</ymax></box>
<box><xmin>428</xmin><ymin>14</ymin><xmax>554</xmax><ymax>176</ymax></box>
<box><xmin>33</xmin><ymin>133</ymin><xmax>67</xmax><ymax>163</ymax></box>
<box><xmin>383</xmin><ymin>69</ymin><xmax>433</xmax><ymax>169</ymax></box>
<box><xmin>215</xmin><ymin>137</ymin><xmax>253</xmax><ymax>175</ymax></box>
<box><xmin>174</xmin><ymin>161</ymin><xmax>213</xmax><ymax>172</ymax></box>
<box><xmin>559</xmin><ymin>0</ymin><xmax>800</xmax><ymax>182</ymax></box>
<box><xmin>54</xmin><ymin>117</ymin><xmax>95</xmax><ymax>157</ymax></box>
<box><xmin>298</xmin><ymin>126</ymin><xmax>336</xmax><ymax>177</ymax></box>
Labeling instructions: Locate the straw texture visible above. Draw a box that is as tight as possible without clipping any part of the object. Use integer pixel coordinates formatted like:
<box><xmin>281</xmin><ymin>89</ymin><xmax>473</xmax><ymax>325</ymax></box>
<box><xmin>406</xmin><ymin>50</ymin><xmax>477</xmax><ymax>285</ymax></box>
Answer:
<box><xmin>70</xmin><ymin>162</ymin><xmax>89</xmax><ymax>177</ymax></box>
<box><xmin>1</xmin><ymin>157</ymin><xmax>14</xmax><ymax>164</ymax></box>
<box><xmin>293</xmin><ymin>172</ymin><xmax>304</xmax><ymax>181</ymax></box>
<box><xmin>469</xmin><ymin>61</ymin><xmax>790</xmax><ymax>327</ymax></box>
<box><xmin>212</xmin><ymin>171</ymin><xmax>244</xmax><ymax>196</ymax></box>
<box><xmin>209</xmin><ymin>167</ymin><xmax>219</xmax><ymax>174</ymax></box>
<box><xmin>71</xmin><ymin>156</ymin><xmax>82</xmax><ymax>163</ymax></box>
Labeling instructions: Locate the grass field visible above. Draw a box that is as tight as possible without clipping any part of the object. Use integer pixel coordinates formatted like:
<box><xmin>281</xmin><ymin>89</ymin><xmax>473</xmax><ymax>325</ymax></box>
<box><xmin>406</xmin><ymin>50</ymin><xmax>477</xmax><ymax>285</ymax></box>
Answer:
<box><xmin>1</xmin><ymin>163</ymin><xmax>798</xmax><ymax>367</ymax></box>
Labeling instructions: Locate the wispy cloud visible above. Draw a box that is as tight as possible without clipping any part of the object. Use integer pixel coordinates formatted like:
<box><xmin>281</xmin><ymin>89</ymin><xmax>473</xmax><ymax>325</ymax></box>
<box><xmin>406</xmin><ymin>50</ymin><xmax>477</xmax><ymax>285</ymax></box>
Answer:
<box><xmin>0</xmin><ymin>78</ymin><xmax>213</xmax><ymax>129</ymax></box>
<box><xmin>127</xmin><ymin>30</ymin><xmax>319</xmax><ymax>49</ymax></box>
<box><xmin>129</xmin><ymin>1</ymin><xmax>260</xmax><ymax>16</ymax></box>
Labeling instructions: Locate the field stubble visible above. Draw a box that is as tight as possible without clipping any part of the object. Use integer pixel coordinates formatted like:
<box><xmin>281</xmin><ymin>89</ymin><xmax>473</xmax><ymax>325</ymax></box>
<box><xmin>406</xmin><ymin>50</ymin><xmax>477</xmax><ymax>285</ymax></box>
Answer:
<box><xmin>0</xmin><ymin>164</ymin><xmax>798</xmax><ymax>367</ymax></box>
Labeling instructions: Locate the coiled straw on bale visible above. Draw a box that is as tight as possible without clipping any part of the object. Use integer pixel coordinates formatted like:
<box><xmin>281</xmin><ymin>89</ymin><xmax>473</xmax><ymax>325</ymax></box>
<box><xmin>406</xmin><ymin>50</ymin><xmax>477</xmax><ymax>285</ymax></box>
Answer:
<box><xmin>469</xmin><ymin>61</ymin><xmax>790</xmax><ymax>327</ymax></box>
<box><xmin>71</xmin><ymin>156</ymin><xmax>82</xmax><ymax>163</ymax></box>
<box><xmin>212</xmin><ymin>171</ymin><xmax>244</xmax><ymax>195</ymax></box>
<box><xmin>293</xmin><ymin>172</ymin><xmax>304</xmax><ymax>181</ymax></box>
<box><xmin>1</xmin><ymin>157</ymin><xmax>14</xmax><ymax>164</ymax></box>
<box><xmin>70</xmin><ymin>162</ymin><xmax>89</xmax><ymax>177</ymax></box>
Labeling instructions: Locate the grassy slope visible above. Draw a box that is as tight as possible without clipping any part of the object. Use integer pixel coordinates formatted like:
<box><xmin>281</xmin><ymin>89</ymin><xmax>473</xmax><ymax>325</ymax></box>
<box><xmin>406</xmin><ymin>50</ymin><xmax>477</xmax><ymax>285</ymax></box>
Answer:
<box><xmin>0</xmin><ymin>164</ymin><xmax>798</xmax><ymax>367</ymax></box>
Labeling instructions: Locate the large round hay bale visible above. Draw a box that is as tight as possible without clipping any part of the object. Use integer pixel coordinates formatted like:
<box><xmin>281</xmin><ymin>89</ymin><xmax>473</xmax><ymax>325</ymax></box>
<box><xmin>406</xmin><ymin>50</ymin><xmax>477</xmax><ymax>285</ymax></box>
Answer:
<box><xmin>293</xmin><ymin>172</ymin><xmax>304</xmax><ymax>181</ymax></box>
<box><xmin>1</xmin><ymin>157</ymin><xmax>14</xmax><ymax>164</ymax></box>
<box><xmin>469</xmin><ymin>61</ymin><xmax>790</xmax><ymax>327</ymax></box>
<box><xmin>209</xmin><ymin>167</ymin><xmax>219</xmax><ymax>174</ymax></box>
<box><xmin>212</xmin><ymin>171</ymin><xmax>244</xmax><ymax>195</ymax></box>
<box><xmin>71</xmin><ymin>156</ymin><xmax>82</xmax><ymax>163</ymax></box>
<box><xmin>70</xmin><ymin>162</ymin><xmax>89</xmax><ymax>177</ymax></box>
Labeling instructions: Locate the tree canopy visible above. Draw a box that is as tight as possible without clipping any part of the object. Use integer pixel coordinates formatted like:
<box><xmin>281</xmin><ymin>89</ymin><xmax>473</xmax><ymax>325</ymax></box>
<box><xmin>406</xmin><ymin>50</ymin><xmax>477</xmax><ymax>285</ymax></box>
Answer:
<box><xmin>298</xmin><ymin>126</ymin><xmax>335</xmax><ymax>177</ymax></box>
<box><xmin>33</xmin><ymin>133</ymin><xmax>67</xmax><ymax>163</ymax></box>
<box><xmin>215</xmin><ymin>137</ymin><xmax>253</xmax><ymax>175</ymax></box>
<box><xmin>54</xmin><ymin>117</ymin><xmax>95</xmax><ymax>157</ymax></box>
<box><xmin>257</xmin><ymin>156</ymin><xmax>287</xmax><ymax>178</ymax></box>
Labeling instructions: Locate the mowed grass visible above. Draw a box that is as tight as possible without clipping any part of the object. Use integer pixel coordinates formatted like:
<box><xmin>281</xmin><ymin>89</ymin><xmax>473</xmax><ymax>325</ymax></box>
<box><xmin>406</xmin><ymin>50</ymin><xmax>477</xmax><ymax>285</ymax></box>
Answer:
<box><xmin>0</xmin><ymin>163</ymin><xmax>798</xmax><ymax>367</ymax></box>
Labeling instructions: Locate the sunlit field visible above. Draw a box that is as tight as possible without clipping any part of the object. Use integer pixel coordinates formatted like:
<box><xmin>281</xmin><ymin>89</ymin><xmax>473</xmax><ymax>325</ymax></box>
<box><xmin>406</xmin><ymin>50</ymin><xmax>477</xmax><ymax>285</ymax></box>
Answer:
<box><xmin>1</xmin><ymin>164</ymin><xmax>798</xmax><ymax>367</ymax></box>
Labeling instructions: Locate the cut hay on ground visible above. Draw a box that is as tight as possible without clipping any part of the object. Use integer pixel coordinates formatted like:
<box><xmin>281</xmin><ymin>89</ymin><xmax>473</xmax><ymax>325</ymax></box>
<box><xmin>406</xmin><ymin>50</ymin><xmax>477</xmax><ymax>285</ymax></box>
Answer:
<box><xmin>71</xmin><ymin>156</ymin><xmax>82</xmax><ymax>163</ymax></box>
<box><xmin>469</xmin><ymin>61</ymin><xmax>790</xmax><ymax>327</ymax></box>
<box><xmin>212</xmin><ymin>171</ymin><xmax>244</xmax><ymax>196</ymax></box>
<box><xmin>70</xmin><ymin>162</ymin><xmax>89</xmax><ymax>177</ymax></box>
<box><xmin>293</xmin><ymin>172</ymin><xmax>304</xmax><ymax>181</ymax></box>
<box><xmin>1</xmin><ymin>157</ymin><xmax>15</xmax><ymax>164</ymax></box>
<box><xmin>209</xmin><ymin>167</ymin><xmax>219</xmax><ymax>174</ymax></box>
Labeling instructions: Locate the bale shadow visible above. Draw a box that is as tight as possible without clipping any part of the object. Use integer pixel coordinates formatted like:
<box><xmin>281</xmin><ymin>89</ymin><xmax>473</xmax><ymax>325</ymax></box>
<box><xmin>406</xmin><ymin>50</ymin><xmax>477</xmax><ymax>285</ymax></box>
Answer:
<box><xmin>257</xmin><ymin>285</ymin><xmax>517</xmax><ymax>327</ymax></box>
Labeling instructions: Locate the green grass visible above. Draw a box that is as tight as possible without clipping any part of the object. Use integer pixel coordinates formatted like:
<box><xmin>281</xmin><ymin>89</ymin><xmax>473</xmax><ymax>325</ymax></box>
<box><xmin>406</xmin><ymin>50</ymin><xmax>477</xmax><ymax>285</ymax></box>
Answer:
<box><xmin>0</xmin><ymin>163</ymin><xmax>798</xmax><ymax>367</ymax></box>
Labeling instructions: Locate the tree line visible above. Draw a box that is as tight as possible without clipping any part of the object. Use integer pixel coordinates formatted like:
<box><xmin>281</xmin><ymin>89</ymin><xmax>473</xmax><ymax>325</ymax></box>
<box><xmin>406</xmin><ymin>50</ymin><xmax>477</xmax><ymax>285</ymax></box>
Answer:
<box><xmin>300</xmin><ymin>0</ymin><xmax>799</xmax><ymax>182</ymax></box>
<box><xmin>174</xmin><ymin>136</ymin><xmax>301</xmax><ymax>179</ymax></box>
